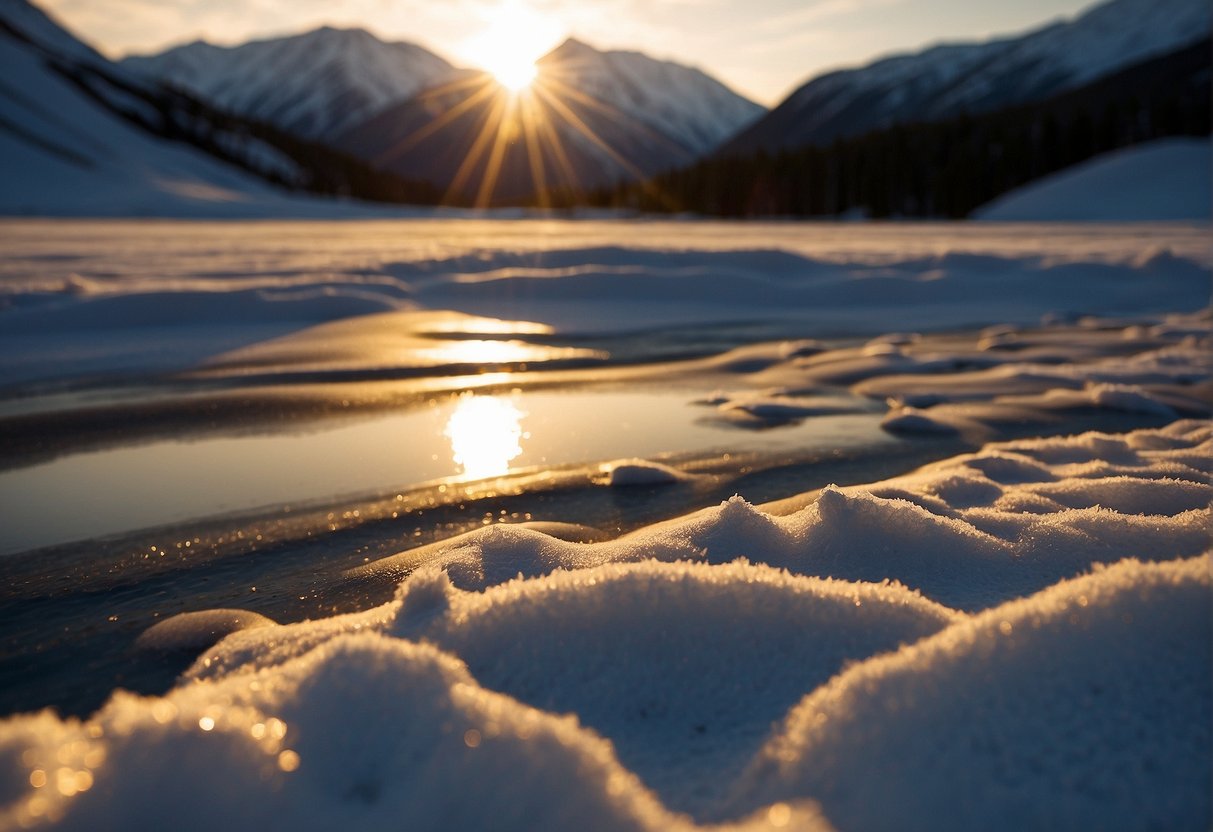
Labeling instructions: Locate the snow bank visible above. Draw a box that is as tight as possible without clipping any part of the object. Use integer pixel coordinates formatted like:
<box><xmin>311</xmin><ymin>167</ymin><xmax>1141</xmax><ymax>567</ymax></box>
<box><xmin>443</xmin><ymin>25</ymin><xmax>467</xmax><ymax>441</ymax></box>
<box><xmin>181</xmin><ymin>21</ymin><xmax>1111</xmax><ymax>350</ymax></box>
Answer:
<box><xmin>975</xmin><ymin>139</ymin><xmax>1212</xmax><ymax>221</ymax></box>
<box><xmin>346</xmin><ymin>421</ymin><xmax>1210</xmax><ymax>610</ymax></box>
<box><xmin>730</xmin><ymin>556</ymin><xmax>1212</xmax><ymax>830</ymax></box>
<box><xmin>0</xmin><ymin>634</ymin><xmax>830</xmax><ymax>831</ymax></box>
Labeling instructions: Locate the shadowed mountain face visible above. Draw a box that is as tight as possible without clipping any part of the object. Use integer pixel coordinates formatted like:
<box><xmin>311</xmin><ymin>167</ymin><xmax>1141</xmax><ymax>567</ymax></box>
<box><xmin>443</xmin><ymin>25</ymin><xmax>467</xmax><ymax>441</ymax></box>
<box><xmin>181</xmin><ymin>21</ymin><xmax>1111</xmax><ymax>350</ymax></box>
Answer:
<box><xmin>336</xmin><ymin>38</ymin><xmax>764</xmax><ymax>205</ymax></box>
<box><xmin>721</xmin><ymin>0</ymin><xmax>1211</xmax><ymax>156</ymax></box>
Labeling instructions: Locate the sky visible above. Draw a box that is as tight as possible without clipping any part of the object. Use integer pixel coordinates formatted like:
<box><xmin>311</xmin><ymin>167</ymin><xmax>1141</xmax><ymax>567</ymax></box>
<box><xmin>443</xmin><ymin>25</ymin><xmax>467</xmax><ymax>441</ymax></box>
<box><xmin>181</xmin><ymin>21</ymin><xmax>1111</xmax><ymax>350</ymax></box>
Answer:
<box><xmin>41</xmin><ymin>0</ymin><xmax>1099</xmax><ymax>105</ymax></box>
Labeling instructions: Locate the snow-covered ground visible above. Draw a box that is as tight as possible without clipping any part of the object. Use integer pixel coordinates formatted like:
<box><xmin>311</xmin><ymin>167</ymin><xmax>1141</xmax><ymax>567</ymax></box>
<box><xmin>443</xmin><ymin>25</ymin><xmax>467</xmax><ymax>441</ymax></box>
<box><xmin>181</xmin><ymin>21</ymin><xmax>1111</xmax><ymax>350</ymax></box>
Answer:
<box><xmin>0</xmin><ymin>219</ymin><xmax>1209</xmax><ymax>830</ymax></box>
<box><xmin>977</xmin><ymin>139</ymin><xmax>1213</xmax><ymax>221</ymax></box>
<box><xmin>1</xmin><ymin>421</ymin><xmax>1208</xmax><ymax>830</ymax></box>
<box><xmin>0</xmin><ymin>219</ymin><xmax>1208</xmax><ymax>391</ymax></box>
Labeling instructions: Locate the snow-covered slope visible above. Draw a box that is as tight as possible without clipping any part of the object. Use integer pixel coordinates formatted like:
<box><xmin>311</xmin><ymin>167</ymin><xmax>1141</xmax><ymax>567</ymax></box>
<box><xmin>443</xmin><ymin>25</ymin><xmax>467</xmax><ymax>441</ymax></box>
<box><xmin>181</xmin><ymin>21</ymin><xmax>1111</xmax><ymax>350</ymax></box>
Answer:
<box><xmin>976</xmin><ymin>139</ymin><xmax>1213</xmax><ymax>221</ymax></box>
<box><xmin>537</xmin><ymin>38</ymin><xmax>764</xmax><ymax>156</ymax></box>
<box><xmin>123</xmin><ymin>28</ymin><xmax>458</xmax><ymax>141</ymax></box>
<box><xmin>723</xmin><ymin>0</ymin><xmax>1211</xmax><ymax>155</ymax></box>
<box><xmin>0</xmin><ymin>0</ymin><xmax>306</xmax><ymax>215</ymax></box>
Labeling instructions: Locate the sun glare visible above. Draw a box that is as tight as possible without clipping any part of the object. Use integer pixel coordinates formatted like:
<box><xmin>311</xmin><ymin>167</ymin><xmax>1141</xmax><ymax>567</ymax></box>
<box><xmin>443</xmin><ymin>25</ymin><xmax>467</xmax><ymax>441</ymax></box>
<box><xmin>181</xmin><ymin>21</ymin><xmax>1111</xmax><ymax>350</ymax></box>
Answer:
<box><xmin>444</xmin><ymin>394</ymin><xmax>526</xmax><ymax>480</ymax></box>
<box><xmin>466</xmin><ymin>1</ymin><xmax>558</xmax><ymax>93</ymax></box>
<box><xmin>492</xmin><ymin>59</ymin><xmax>538</xmax><ymax>92</ymax></box>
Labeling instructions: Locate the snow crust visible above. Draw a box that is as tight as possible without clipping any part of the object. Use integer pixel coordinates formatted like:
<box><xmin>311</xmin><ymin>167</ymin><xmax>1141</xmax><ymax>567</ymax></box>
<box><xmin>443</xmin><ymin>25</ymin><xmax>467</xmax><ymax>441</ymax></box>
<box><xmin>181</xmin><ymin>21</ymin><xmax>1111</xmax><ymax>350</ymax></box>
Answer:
<box><xmin>975</xmin><ymin>139</ymin><xmax>1212</xmax><ymax>221</ymax></box>
<box><xmin>1</xmin><ymin>422</ymin><xmax>1207</xmax><ymax>829</ymax></box>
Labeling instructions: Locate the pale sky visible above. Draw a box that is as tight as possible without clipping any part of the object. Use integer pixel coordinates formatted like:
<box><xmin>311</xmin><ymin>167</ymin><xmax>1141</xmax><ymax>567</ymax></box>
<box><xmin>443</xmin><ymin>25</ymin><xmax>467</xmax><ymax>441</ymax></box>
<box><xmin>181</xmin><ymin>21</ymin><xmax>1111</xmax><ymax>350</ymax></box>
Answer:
<box><xmin>41</xmin><ymin>0</ymin><xmax>1099</xmax><ymax>105</ymax></box>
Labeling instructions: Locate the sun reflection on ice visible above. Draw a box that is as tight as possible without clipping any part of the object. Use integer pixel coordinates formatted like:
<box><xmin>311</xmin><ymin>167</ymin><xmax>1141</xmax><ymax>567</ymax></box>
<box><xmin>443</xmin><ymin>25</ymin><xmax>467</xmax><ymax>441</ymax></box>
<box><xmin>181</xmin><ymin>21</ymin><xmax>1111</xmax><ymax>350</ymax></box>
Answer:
<box><xmin>444</xmin><ymin>395</ymin><xmax>526</xmax><ymax>480</ymax></box>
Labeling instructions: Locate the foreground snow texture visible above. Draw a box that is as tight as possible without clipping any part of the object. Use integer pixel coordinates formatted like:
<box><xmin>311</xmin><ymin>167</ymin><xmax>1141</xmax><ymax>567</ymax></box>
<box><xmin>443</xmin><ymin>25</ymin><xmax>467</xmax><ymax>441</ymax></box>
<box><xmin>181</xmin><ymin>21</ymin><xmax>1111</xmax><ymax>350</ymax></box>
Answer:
<box><xmin>2</xmin><ymin>422</ymin><xmax>1209</xmax><ymax>831</ymax></box>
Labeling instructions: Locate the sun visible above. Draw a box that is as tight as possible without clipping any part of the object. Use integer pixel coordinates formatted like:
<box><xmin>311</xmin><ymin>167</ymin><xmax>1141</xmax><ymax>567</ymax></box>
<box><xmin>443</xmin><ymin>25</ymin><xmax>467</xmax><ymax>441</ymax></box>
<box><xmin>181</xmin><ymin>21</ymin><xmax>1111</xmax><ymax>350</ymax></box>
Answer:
<box><xmin>489</xmin><ymin>58</ymin><xmax>537</xmax><ymax>93</ymax></box>
<box><xmin>464</xmin><ymin>1</ymin><xmax>560</xmax><ymax>93</ymax></box>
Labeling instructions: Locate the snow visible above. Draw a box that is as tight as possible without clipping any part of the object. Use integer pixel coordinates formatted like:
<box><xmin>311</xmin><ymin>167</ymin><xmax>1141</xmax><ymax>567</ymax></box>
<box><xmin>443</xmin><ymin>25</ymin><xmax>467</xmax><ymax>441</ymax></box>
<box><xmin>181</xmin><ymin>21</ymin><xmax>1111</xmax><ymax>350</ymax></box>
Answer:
<box><xmin>122</xmin><ymin>28</ymin><xmax>458</xmax><ymax>142</ymax></box>
<box><xmin>732</xmin><ymin>556</ymin><xmax>1211</xmax><ymax>830</ymax></box>
<box><xmin>135</xmin><ymin>610</ymin><xmax>278</xmax><ymax>654</ymax></box>
<box><xmin>0</xmin><ymin>1</ymin><xmax>417</xmax><ymax>219</ymax></box>
<box><xmin>0</xmin><ymin>220</ymin><xmax>1207</xmax><ymax>392</ymax></box>
<box><xmin>598</xmin><ymin>459</ymin><xmax>690</xmax><ymax>486</ymax></box>
<box><xmin>745</xmin><ymin>0</ymin><xmax>1211</xmax><ymax>152</ymax></box>
<box><xmin>975</xmin><ymin>139</ymin><xmax>1213</xmax><ymax>221</ymax></box>
<box><xmin>537</xmin><ymin>38</ymin><xmax>765</xmax><ymax>155</ymax></box>
<box><xmin>1</xmin><ymin>422</ymin><xmax>1207</xmax><ymax>829</ymax></box>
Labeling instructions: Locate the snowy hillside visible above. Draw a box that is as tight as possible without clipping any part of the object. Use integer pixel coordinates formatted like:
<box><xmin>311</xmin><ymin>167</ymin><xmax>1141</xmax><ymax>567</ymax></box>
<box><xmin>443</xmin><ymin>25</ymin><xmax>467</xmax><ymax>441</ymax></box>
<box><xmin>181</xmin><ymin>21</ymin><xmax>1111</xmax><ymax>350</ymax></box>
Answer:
<box><xmin>0</xmin><ymin>0</ymin><xmax>307</xmax><ymax>215</ymax></box>
<box><xmin>976</xmin><ymin>139</ymin><xmax>1212</xmax><ymax>221</ymax></box>
<box><xmin>723</xmin><ymin>0</ymin><xmax>1211</xmax><ymax>154</ymax></box>
<box><xmin>537</xmin><ymin>38</ymin><xmax>764</xmax><ymax>156</ymax></box>
<box><xmin>123</xmin><ymin>28</ymin><xmax>458</xmax><ymax>141</ymax></box>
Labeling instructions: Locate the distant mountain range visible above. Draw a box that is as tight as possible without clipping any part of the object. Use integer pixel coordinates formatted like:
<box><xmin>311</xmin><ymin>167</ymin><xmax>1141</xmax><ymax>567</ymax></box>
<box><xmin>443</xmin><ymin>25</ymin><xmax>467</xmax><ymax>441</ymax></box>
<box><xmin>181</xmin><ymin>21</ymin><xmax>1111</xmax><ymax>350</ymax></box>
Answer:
<box><xmin>125</xmin><ymin>31</ymin><xmax>765</xmax><ymax>202</ymax></box>
<box><xmin>122</xmin><ymin>28</ymin><xmax>458</xmax><ymax>142</ymax></box>
<box><xmin>337</xmin><ymin>38</ymin><xmax>766</xmax><ymax>201</ymax></box>
<box><xmin>721</xmin><ymin>0</ymin><xmax>1211</xmax><ymax>156</ymax></box>
<box><xmin>2</xmin><ymin>0</ymin><xmax>1209</xmax><ymax>215</ymax></box>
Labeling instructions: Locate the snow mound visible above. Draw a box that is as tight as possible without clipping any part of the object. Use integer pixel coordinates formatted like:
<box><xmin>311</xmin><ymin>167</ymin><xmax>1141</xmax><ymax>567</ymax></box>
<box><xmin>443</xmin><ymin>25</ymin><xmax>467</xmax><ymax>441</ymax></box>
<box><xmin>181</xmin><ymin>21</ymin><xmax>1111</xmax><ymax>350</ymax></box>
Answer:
<box><xmin>390</xmin><ymin>562</ymin><xmax>957</xmax><ymax>812</ymax></box>
<box><xmin>135</xmin><ymin>609</ymin><xmax>277</xmax><ymax>653</ymax></box>
<box><xmin>975</xmin><ymin>139</ymin><xmax>1212</xmax><ymax>221</ymax></box>
<box><xmin>730</xmin><ymin>556</ymin><xmax>1212</xmax><ymax>830</ymax></box>
<box><xmin>598</xmin><ymin>459</ymin><xmax>690</xmax><ymax>486</ymax></box>
<box><xmin>0</xmin><ymin>634</ymin><xmax>830</xmax><ymax>831</ymax></box>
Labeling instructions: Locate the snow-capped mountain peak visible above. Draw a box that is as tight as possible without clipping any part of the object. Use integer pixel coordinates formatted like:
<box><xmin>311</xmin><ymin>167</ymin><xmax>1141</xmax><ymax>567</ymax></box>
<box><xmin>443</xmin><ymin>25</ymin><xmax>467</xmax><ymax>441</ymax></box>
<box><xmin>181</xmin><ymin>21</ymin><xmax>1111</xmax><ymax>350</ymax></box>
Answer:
<box><xmin>122</xmin><ymin>27</ymin><xmax>458</xmax><ymax>141</ymax></box>
<box><xmin>537</xmin><ymin>37</ymin><xmax>765</xmax><ymax>155</ymax></box>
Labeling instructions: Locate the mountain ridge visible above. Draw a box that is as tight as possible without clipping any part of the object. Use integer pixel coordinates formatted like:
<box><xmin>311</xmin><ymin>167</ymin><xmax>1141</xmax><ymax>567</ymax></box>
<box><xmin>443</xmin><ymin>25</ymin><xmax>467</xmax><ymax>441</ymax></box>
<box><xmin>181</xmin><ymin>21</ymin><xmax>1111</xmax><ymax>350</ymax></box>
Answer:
<box><xmin>721</xmin><ymin>0</ymin><xmax>1211</xmax><ymax>156</ymax></box>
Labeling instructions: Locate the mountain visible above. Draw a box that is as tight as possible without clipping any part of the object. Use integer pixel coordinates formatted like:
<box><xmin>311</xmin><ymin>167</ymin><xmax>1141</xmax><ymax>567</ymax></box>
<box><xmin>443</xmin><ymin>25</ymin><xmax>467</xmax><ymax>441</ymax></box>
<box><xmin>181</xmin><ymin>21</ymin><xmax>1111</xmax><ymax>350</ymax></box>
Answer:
<box><xmin>123</xmin><ymin>28</ymin><xmax>458</xmax><ymax>142</ymax></box>
<box><xmin>0</xmin><ymin>0</ymin><xmax>438</xmax><ymax>216</ymax></box>
<box><xmin>588</xmin><ymin>40</ymin><xmax>1210</xmax><ymax>219</ymax></box>
<box><xmin>336</xmin><ymin>38</ymin><xmax>764</xmax><ymax>204</ymax></box>
<box><xmin>721</xmin><ymin>0</ymin><xmax>1211</xmax><ymax>156</ymax></box>
<box><xmin>535</xmin><ymin>38</ymin><xmax>764</xmax><ymax>156</ymax></box>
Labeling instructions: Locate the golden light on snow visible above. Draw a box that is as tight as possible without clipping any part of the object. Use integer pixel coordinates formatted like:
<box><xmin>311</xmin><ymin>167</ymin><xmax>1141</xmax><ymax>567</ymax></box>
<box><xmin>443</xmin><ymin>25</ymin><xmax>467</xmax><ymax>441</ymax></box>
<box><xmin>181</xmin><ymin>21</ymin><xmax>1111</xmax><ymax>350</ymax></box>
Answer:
<box><xmin>444</xmin><ymin>394</ymin><xmax>526</xmax><ymax>480</ymax></box>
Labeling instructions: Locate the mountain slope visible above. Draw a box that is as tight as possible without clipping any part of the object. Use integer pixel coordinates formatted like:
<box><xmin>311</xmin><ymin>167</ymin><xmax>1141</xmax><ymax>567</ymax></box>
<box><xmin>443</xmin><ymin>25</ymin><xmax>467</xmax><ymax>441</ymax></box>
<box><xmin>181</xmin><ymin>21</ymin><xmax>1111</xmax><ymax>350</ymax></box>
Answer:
<box><xmin>536</xmin><ymin>38</ymin><xmax>764</xmax><ymax>156</ymax></box>
<box><xmin>722</xmin><ymin>0</ymin><xmax>1211</xmax><ymax>155</ymax></box>
<box><xmin>0</xmin><ymin>0</ymin><xmax>438</xmax><ymax>216</ymax></box>
<box><xmin>337</xmin><ymin>38</ymin><xmax>764</xmax><ymax>203</ymax></box>
<box><xmin>123</xmin><ymin>28</ymin><xmax>458</xmax><ymax>141</ymax></box>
